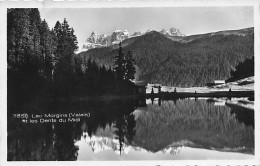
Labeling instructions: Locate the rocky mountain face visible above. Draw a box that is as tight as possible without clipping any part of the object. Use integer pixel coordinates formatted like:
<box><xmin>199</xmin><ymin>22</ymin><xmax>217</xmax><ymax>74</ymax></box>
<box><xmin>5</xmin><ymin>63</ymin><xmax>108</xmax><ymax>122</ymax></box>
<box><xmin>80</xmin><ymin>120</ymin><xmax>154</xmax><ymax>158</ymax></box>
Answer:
<box><xmin>82</xmin><ymin>31</ymin><xmax>108</xmax><ymax>50</ymax></box>
<box><xmin>111</xmin><ymin>30</ymin><xmax>130</xmax><ymax>45</ymax></box>
<box><xmin>160</xmin><ymin>27</ymin><xmax>185</xmax><ymax>37</ymax></box>
<box><xmin>82</xmin><ymin>27</ymin><xmax>184</xmax><ymax>50</ymax></box>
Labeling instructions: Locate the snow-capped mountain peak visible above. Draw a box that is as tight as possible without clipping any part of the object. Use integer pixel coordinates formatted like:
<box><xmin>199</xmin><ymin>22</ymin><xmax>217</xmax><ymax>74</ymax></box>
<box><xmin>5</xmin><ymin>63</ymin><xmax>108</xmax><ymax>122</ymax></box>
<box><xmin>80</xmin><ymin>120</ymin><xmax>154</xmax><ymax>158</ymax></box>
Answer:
<box><xmin>81</xmin><ymin>27</ymin><xmax>185</xmax><ymax>52</ymax></box>
<box><xmin>160</xmin><ymin>27</ymin><xmax>185</xmax><ymax>37</ymax></box>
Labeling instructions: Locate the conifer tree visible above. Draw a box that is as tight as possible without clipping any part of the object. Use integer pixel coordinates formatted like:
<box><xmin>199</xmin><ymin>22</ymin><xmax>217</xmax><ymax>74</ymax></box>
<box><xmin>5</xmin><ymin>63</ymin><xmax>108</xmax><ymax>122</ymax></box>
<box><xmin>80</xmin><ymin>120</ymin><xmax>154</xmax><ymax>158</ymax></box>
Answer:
<box><xmin>27</xmin><ymin>9</ymin><xmax>43</xmax><ymax>78</ymax></box>
<box><xmin>53</xmin><ymin>21</ymin><xmax>62</xmax><ymax>61</ymax></box>
<box><xmin>125</xmin><ymin>50</ymin><xmax>136</xmax><ymax>80</ymax></box>
<box><xmin>53</xmin><ymin>19</ymin><xmax>78</xmax><ymax>75</ymax></box>
<box><xmin>114</xmin><ymin>42</ymin><xmax>125</xmax><ymax>80</ymax></box>
<box><xmin>40</xmin><ymin>19</ymin><xmax>54</xmax><ymax>80</ymax></box>
<box><xmin>52</xmin><ymin>18</ymin><xmax>78</xmax><ymax>96</ymax></box>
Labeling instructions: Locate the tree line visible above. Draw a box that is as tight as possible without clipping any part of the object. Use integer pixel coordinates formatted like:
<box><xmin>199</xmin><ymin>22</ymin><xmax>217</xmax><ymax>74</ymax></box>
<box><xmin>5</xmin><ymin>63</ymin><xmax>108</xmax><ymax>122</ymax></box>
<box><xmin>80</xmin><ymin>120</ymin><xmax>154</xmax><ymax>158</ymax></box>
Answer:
<box><xmin>8</xmin><ymin>8</ymin><xmax>136</xmax><ymax>102</ymax></box>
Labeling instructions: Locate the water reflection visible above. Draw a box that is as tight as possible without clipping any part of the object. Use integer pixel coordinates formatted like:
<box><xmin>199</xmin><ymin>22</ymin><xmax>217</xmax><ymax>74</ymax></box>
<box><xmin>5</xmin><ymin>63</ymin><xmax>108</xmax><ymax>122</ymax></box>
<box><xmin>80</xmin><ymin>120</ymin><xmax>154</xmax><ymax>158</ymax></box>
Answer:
<box><xmin>7</xmin><ymin>97</ymin><xmax>254</xmax><ymax>161</ymax></box>
<box><xmin>134</xmin><ymin>98</ymin><xmax>254</xmax><ymax>154</ymax></box>
<box><xmin>8</xmin><ymin>99</ymin><xmax>137</xmax><ymax>161</ymax></box>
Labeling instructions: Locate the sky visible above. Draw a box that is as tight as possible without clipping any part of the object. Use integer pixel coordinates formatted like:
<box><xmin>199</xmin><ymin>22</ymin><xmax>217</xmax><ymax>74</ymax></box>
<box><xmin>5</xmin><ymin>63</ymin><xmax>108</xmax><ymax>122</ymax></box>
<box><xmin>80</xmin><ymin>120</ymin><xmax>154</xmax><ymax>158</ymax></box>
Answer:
<box><xmin>39</xmin><ymin>7</ymin><xmax>254</xmax><ymax>51</ymax></box>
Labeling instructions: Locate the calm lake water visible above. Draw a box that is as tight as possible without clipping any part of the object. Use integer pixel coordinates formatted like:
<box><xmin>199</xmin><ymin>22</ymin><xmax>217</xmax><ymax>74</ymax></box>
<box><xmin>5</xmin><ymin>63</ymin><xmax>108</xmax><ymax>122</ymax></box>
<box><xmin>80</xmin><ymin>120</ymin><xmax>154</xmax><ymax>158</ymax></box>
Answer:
<box><xmin>7</xmin><ymin>97</ymin><xmax>254</xmax><ymax>161</ymax></box>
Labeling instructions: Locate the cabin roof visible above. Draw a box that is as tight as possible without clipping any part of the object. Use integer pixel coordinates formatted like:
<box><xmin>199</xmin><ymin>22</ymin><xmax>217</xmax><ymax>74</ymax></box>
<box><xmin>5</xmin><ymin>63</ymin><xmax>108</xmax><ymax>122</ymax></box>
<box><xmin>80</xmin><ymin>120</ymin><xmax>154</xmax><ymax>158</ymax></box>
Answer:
<box><xmin>214</xmin><ymin>80</ymin><xmax>225</xmax><ymax>84</ymax></box>
<box><xmin>133</xmin><ymin>80</ymin><xmax>147</xmax><ymax>86</ymax></box>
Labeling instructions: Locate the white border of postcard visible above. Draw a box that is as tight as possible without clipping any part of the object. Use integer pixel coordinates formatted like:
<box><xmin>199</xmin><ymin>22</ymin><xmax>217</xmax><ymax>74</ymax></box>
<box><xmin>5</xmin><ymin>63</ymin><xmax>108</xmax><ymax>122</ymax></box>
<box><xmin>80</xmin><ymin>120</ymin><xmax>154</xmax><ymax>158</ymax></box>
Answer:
<box><xmin>0</xmin><ymin>0</ymin><xmax>260</xmax><ymax>166</ymax></box>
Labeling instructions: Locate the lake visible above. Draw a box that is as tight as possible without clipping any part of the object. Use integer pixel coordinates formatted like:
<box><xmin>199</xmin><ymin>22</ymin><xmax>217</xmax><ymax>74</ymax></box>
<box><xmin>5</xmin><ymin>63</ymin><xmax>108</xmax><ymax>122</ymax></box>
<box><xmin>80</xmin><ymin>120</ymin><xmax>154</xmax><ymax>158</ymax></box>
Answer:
<box><xmin>7</xmin><ymin>97</ymin><xmax>254</xmax><ymax>161</ymax></box>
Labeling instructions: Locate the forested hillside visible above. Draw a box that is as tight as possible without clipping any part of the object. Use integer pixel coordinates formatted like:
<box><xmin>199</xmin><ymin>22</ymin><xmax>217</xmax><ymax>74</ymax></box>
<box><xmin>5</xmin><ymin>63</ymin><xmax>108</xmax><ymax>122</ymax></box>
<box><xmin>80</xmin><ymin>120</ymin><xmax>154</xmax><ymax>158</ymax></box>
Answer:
<box><xmin>77</xmin><ymin>28</ymin><xmax>254</xmax><ymax>87</ymax></box>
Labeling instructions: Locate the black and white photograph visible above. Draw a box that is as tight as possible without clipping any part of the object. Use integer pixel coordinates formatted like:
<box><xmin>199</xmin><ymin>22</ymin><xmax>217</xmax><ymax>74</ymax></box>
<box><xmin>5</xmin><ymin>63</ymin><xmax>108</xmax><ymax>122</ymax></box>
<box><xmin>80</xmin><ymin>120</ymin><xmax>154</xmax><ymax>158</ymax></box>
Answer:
<box><xmin>1</xmin><ymin>0</ymin><xmax>260</xmax><ymax>165</ymax></box>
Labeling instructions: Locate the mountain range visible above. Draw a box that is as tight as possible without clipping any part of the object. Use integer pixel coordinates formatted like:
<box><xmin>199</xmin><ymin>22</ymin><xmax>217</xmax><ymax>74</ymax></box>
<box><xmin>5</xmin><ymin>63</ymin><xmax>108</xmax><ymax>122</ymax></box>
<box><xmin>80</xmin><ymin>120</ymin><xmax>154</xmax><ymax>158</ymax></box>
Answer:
<box><xmin>82</xmin><ymin>27</ymin><xmax>185</xmax><ymax>51</ymax></box>
<box><xmin>77</xmin><ymin>27</ymin><xmax>254</xmax><ymax>87</ymax></box>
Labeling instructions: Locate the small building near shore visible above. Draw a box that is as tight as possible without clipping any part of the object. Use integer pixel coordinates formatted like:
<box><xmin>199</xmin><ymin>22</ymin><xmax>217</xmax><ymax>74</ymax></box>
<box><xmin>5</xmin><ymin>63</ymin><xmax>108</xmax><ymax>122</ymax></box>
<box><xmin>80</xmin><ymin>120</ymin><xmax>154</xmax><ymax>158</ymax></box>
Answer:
<box><xmin>133</xmin><ymin>80</ymin><xmax>147</xmax><ymax>95</ymax></box>
<box><xmin>152</xmin><ymin>84</ymin><xmax>162</xmax><ymax>88</ymax></box>
<box><xmin>214</xmin><ymin>80</ymin><xmax>225</xmax><ymax>84</ymax></box>
<box><xmin>206</xmin><ymin>80</ymin><xmax>226</xmax><ymax>87</ymax></box>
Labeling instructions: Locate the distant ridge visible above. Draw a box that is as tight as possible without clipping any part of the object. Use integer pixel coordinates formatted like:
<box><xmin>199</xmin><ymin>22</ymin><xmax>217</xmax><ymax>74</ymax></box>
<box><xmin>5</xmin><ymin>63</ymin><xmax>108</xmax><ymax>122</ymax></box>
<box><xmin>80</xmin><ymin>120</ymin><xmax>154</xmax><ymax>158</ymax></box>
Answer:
<box><xmin>181</xmin><ymin>27</ymin><xmax>253</xmax><ymax>42</ymax></box>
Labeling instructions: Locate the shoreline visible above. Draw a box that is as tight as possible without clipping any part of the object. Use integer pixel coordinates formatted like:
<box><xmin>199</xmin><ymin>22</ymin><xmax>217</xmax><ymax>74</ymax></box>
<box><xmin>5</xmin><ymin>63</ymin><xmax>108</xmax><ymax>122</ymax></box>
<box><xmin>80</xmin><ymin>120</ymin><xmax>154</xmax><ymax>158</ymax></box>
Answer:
<box><xmin>146</xmin><ymin>90</ymin><xmax>254</xmax><ymax>99</ymax></box>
